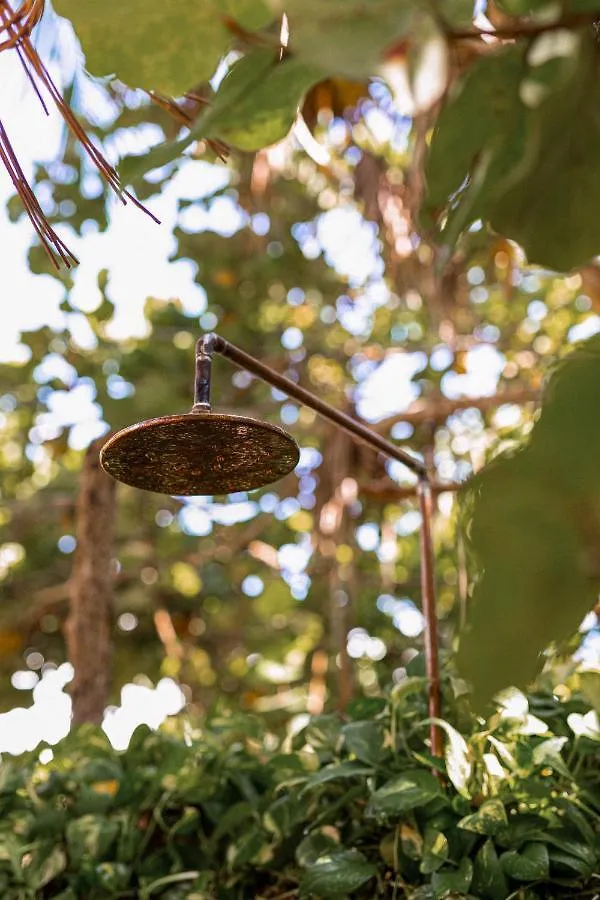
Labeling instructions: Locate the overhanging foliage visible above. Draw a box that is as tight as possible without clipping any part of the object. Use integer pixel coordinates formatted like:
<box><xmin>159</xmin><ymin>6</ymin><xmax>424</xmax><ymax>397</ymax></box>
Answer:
<box><xmin>459</xmin><ymin>335</ymin><xmax>600</xmax><ymax>707</ymax></box>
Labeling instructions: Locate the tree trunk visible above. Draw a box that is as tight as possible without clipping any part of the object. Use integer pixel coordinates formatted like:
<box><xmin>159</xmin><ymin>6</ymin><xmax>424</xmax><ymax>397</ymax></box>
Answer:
<box><xmin>66</xmin><ymin>437</ymin><xmax>116</xmax><ymax>725</ymax></box>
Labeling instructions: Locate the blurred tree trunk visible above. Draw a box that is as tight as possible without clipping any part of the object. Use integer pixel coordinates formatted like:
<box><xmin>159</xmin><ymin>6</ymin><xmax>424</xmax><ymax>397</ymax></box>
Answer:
<box><xmin>315</xmin><ymin>421</ymin><xmax>356</xmax><ymax>712</ymax></box>
<box><xmin>66</xmin><ymin>437</ymin><xmax>116</xmax><ymax>725</ymax></box>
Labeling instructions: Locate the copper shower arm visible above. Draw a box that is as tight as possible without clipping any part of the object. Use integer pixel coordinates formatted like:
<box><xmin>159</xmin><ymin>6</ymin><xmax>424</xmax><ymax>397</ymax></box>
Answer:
<box><xmin>196</xmin><ymin>333</ymin><xmax>428</xmax><ymax>480</ymax></box>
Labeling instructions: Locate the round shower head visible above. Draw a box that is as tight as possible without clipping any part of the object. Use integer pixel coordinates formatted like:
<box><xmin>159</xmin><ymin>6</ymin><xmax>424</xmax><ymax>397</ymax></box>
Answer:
<box><xmin>100</xmin><ymin>412</ymin><xmax>300</xmax><ymax>496</ymax></box>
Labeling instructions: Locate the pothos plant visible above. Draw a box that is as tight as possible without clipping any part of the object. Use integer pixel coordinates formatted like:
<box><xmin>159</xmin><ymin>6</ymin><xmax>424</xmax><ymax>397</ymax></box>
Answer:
<box><xmin>0</xmin><ymin>671</ymin><xmax>598</xmax><ymax>899</ymax></box>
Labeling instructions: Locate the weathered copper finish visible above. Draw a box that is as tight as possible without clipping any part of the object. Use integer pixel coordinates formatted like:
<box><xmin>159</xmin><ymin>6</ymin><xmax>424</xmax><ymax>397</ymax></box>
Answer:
<box><xmin>100</xmin><ymin>413</ymin><xmax>299</xmax><ymax>496</ymax></box>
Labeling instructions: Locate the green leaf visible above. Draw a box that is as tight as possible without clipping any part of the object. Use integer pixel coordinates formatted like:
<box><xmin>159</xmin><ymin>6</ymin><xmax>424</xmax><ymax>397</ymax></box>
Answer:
<box><xmin>458</xmin><ymin>799</ymin><xmax>508</xmax><ymax>837</ymax></box>
<box><xmin>501</xmin><ymin>842</ymin><xmax>550</xmax><ymax>880</ymax></box>
<box><xmin>425</xmin><ymin>44</ymin><xmax>527</xmax><ymax>222</ymax></box>
<box><xmin>119</xmin><ymin>48</ymin><xmax>275</xmax><ymax>185</ymax></box>
<box><xmin>263</xmin><ymin>794</ymin><xmax>305</xmax><ymax>837</ymax></box>
<box><xmin>301</xmin><ymin>761</ymin><xmax>374</xmax><ymax>793</ymax></box>
<box><xmin>95</xmin><ymin>862</ymin><xmax>131</xmax><ymax>893</ymax></box>
<box><xmin>299</xmin><ymin>849</ymin><xmax>376</xmax><ymax>898</ymax></box>
<box><xmin>431</xmin><ymin>857</ymin><xmax>473</xmax><ymax>899</ymax></box>
<box><xmin>26</xmin><ymin>845</ymin><xmax>67</xmax><ymax>890</ymax></box>
<box><xmin>426</xmin><ymin>717</ymin><xmax>472</xmax><ymax>797</ymax></box>
<box><xmin>216</xmin><ymin>0</ymin><xmax>274</xmax><ymax>29</ymax></box>
<box><xmin>494</xmin><ymin>0</ymin><xmax>557</xmax><ymax>13</ymax></box>
<box><xmin>457</xmin><ymin>451</ymin><xmax>595</xmax><ymax>710</ymax></box>
<box><xmin>121</xmin><ymin>50</ymin><xmax>321</xmax><ymax>186</ymax></box>
<box><xmin>202</xmin><ymin>52</ymin><xmax>322</xmax><ymax>151</ymax></box>
<box><xmin>391</xmin><ymin>676</ymin><xmax>428</xmax><ymax>706</ymax></box>
<box><xmin>420</xmin><ymin>827</ymin><xmax>449</xmax><ymax>874</ymax></box>
<box><xmin>400</xmin><ymin>823</ymin><xmax>424</xmax><ymax>860</ymax></box>
<box><xmin>427</xmin><ymin>27</ymin><xmax>600</xmax><ymax>269</ymax></box>
<box><xmin>488</xmin><ymin>33</ymin><xmax>600</xmax><ymax>270</ymax></box>
<box><xmin>579</xmin><ymin>670</ymin><xmax>600</xmax><ymax>714</ymax></box>
<box><xmin>228</xmin><ymin>828</ymin><xmax>270</xmax><ymax>868</ymax></box>
<box><xmin>276</xmin><ymin>0</ymin><xmax>416</xmax><ymax>78</ymax></box>
<box><xmin>342</xmin><ymin>721</ymin><xmax>387</xmax><ymax>765</ymax></box>
<box><xmin>296</xmin><ymin>830</ymin><xmax>340</xmax><ymax>867</ymax></box>
<box><xmin>366</xmin><ymin>770</ymin><xmax>443</xmax><ymax>817</ymax></box>
<box><xmin>544</xmin><ymin>833</ymin><xmax>598</xmax><ymax>869</ymax></box>
<box><xmin>472</xmin><ymin>839</ymin><xmax>509</xmax><ymax>900</ymax></box>
<box><xmin>548</xmin><ymin>849</ymin><xmax>594</xmax><ymax>878</ymax></box>
<box><xmin>53</xmin><ymin>0</ymin><xmax>230</xmax><ymax>95</ymax></box>
<box><xmin>66</xmin><ymin>815</ymin><xmax>119</xmax><ymax>865</ymax></box>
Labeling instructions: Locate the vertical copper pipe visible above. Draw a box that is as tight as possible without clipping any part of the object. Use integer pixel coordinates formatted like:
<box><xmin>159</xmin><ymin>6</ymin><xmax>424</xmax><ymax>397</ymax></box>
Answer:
<box><xmin>418</xmin><ymin>476</ymin><xmax>443</xmax><ymax>758</ymax></box>
<box><xmin>193</xmin><ymin>341</ymin><xmax>213</xmax><ymax>412</ymax></box>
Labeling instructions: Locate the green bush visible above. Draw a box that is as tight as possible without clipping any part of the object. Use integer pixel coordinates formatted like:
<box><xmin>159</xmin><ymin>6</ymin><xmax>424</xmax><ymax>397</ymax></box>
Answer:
<box><xmin>0</xmin><ymin>677</ymin><xmax>598</xmax><ymax>898</ymax></box>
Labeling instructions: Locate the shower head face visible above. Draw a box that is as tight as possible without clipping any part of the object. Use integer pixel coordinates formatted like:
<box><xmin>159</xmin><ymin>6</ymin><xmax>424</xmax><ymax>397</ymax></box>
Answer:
<box><xmin>100</xmin><ymin>412</ymin><xmax>300</xmax><ymax>496</ymax></box>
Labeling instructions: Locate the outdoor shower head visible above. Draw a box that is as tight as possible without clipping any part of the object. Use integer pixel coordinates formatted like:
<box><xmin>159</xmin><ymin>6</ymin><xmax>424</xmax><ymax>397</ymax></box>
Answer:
<box><xmin>99</xmin><ymin>412</ymin><xmax>300</xmax><ymax>496</ymax></box>
<box><xmin>100</xmin><ymin>331</ymin><xmax>426</xmax><ymax>496</ymax></box>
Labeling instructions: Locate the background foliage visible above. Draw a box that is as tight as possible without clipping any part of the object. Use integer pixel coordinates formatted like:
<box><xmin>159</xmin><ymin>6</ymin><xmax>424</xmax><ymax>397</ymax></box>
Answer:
<box><xmin>0</xmin><ymin>8</ymin><xmax>600</xmax><ymax>897</ymax></box>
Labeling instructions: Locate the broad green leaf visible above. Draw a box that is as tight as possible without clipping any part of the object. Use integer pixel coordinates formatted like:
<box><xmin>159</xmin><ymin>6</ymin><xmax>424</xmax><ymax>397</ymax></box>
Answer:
<box><xmin>501</xmin><ymin>842</ymin><xmax>550</xmax><ymax>880</ymax></box>
<box><xmin>431</xmin><ymin>857</ymin><xmax>473</xmax><ymax>899</ymax></box>
<box><xmin>228</xmin><ymin>828</ymin><xmax>270</xmax><ymax>868</ymax></box>
<box><xmin>299</xmin><ymin>849</ymin><xmax>376</xmax><ymax>898</ymax></box>
<box><xmin>121</xmin><ymin>50</ymin><xmax>320</xmax><ymax>185</ymax></box>
<box><xmin>437</xmin><ymin>0</ymin><xmax>479</xmax><ymax>25</ymax></box>
<box><xmin>300</xmin><ymin>715</ymin><xmax>343</xmax><ymax>757</ymax></box>
<box><xmin>400</xmin><ymin>823</ymin><xmax>424</xmax><ymax>860</ymax></box>
<box><xmin>426</xmin><ymin>717</ymin><xmax>472</xmax><ymax>797</ymax></box>
<box><xmin>391</xmin><ymin>676</ymin><xmax>428</xmax><ymax>706</ymax></box>
<box><xmin>579</xmin><ymin>670</ymin><xmax>600</xmax><ymax>713</ymax></box>
<box><xmin>342</xmin><ymin>721</ymin><xmax>387</xmax><ymax>765</ymax></box>
<box><xmin>489</xmin><ymin>34</ymin><xmax>600</xmax><ymax>269</ymax></box>
<box><xmin>274</xmin><ymin>0</ymin><xmax>416</xmax><ymax>78</ymax></box>
<box><xmin>548</xmin><ymin>850</ymin><xmax>594</xmax><ymax>878</ymax></box>
<box><xmin>420</xmin><ymin>827</ymin><xmax>448</xmax><ymax>874</ymax></box>
<box><xmin>457</xmin><ymin>337</ymin><xmax>600</xmax><ymax>706</ymax></box>
<box><xmin>495</xmin><ymin>814</ymin><xmax>548</xmax><ymax>850</ymax></box>
<box><xmin>472</xmin><ymin>839</ymin><xmax>509</xmax><ymax>900</ymax></box>
<box><xmin>544</xmin><ymin>833</ymin><xmax>597</xmax><ymax>870</ymax></box>
<box><xmin>119</xmin><ymin>48</ymin><xmax>276</xmax><ymax>185</ymax></box>
<box><xmin>366</xmin><ymin>770</ymin><xmax>443</xmax><ymax>817</ymax></box>
<box><xmin>66</xmin><ymin>815</ymin><xmax>119</xmax><ymax>865</ymax></box>
<box><xmin>53</xmin><ymin>0</ymin><xmax>230</xmax><ymax>95</ymax></box>
<box><xmin>426</xmin><ymin>27</ymin><xmax>600</xmax><ymax>269</ymax></box>
<box><xmin>95</xmin><ymin>862</ymin><xmax>131</xmax><ymax>893</ymax></box>
<box><xmin>296</xmin><ymin>830</ymin><xmax>340</xmax><ymax>867</ymax></box>
<box><xmin>301</xmin><ymin>761</ymin><xmax>374</xmax><ymax>793</ymax></box>
<box><xmin>263</xmin><ymin>794</ymin><xmax>306</xmax><ymax>837</ymax></box>
<box><xmin>458</xmin><ymin>799</ymin><xmax>508</xmax><ymax>837</ymax></box>
<box><xmin>495</xmin><ymin>0</ymin><xmax>558</xmax><ymax>12</ymax></box>
<box><xmin>216</xmin><ymin>0</ymin><xmax>274</xmax><ymax>29</ymax></box>
<box><xmin>203</xmin><ymin>53</ymin><xmax>322</xmax><ymax>150</ymax></box>
<box><xmin>425</xmin><ymin>44</ymin><xmax>528</xmax><ymax>222</ymax></box>
<box><xmin>26</xmin><ymin>846</ymin><xmax>67</xmax><ymax>890</ymax></box>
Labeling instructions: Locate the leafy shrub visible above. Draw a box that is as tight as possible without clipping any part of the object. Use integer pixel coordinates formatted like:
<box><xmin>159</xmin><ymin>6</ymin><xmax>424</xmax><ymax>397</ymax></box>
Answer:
<box><xmin>0</xmin><ymin>678</ymin><xmax>598</xmax><ymax>898</ymax></box>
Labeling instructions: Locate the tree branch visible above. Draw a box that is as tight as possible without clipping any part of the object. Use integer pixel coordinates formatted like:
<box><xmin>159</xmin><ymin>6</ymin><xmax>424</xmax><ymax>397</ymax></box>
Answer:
<box><xmin>372</xmin><ymin>387</ymin><xmax>540</xmax><ymax>434</ymax></box>
<box><xmin>448</xmin><ymin>11</ymin><xmax>599</xmax><ymax>41</ymax></box>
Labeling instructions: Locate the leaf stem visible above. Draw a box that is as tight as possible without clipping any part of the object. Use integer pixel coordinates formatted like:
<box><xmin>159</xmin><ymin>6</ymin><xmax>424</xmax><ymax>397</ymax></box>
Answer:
<box><xmin>447</xmin><ymin>10</ymin><xmax>600</xmax><ymax>42</ymax></box>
